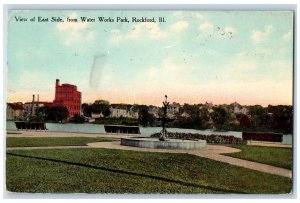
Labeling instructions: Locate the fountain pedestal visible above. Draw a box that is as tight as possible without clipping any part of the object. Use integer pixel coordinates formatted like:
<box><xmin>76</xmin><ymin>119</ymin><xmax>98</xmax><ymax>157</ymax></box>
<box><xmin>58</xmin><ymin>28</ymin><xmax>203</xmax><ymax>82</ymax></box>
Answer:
<box><xmin>121</xmin><ymin>137</ymin><xmax>207</xmax><ymax>150</ymax></box>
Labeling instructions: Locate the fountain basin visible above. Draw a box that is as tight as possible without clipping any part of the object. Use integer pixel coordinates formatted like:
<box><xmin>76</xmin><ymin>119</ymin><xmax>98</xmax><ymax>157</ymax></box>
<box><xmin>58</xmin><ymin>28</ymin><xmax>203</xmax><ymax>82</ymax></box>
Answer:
<box><xmin>121</xmin><ymin>137</ymin><xmax>207</xmax><ymax>150</ymax></box>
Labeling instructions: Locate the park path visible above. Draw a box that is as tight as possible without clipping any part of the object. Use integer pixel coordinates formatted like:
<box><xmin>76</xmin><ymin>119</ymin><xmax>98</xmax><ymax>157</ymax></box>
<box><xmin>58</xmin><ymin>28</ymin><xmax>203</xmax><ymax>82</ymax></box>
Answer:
<box><xmin>7</xmin><ymin>141</ymin><xmax>291</xmax><ymax>178</ymax></box>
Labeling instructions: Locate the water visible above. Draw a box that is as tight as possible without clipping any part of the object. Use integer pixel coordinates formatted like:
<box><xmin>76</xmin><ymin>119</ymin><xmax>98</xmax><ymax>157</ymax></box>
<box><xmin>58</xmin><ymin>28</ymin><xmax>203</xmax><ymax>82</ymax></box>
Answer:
<box><xmin>6</xmin><ymin>121</ymin><xmax>292</xmax><ymax>145</ymax></box>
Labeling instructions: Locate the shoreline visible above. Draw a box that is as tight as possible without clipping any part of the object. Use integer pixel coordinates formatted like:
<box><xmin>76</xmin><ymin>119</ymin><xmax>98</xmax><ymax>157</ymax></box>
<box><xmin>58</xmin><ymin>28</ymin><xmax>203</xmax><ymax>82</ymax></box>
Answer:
<box><xmin>6</xmin><ymin>130</ymin><xmax>292</xmax><ymax>148</ymax></box>
<box><xmin>6</xmin><ymin>130</ymin><xmax>133</xmax><ymax>138</ymax></box>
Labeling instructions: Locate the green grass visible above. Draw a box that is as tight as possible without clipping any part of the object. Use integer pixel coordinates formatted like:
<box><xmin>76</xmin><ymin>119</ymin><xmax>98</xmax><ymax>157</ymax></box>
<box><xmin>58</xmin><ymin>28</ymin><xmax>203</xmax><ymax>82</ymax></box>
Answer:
<box><xmin>6</xmin><ymin>148</ymin><xmax>292</xmax><ymax>194</ymax></box>
<box><xmin>222</xmin><ymin>145</ymin><xmax>292</xmax><ymax>170</ymax></box>
<box><xmin>6</xmin><ymin>137</ymin><xmax>114</xmax><ymax>147</ymax></box>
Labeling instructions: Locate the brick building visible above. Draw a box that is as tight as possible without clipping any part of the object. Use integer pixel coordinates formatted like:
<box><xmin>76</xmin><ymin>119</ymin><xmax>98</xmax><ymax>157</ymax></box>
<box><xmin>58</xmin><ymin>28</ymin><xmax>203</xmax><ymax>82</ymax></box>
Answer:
<box><xmin>6</xmin><ymin>103</ymin><xmax>24</xmax><ymax>120</ymax></box>
<box><xmin>53</xmin><ymin>79</ymin><xmax>81</xmax><ymax>118</ymax></box>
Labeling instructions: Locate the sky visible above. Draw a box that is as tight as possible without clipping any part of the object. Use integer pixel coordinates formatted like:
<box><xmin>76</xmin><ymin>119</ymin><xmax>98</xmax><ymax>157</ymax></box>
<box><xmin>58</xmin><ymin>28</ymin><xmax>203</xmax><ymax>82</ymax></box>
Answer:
<box><xmin>6</xmin><ymin>10</ymin><xmax>294</xmax><ymax>106</ymax></box>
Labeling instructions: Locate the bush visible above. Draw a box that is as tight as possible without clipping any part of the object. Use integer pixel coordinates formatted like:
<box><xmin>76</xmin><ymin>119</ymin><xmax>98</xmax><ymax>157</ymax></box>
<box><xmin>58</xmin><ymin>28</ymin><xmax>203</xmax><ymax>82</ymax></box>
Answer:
<box><xmin>151</xmin><ymin>132</ymin><xmax>246</xmax><ymax>145</ymax></box>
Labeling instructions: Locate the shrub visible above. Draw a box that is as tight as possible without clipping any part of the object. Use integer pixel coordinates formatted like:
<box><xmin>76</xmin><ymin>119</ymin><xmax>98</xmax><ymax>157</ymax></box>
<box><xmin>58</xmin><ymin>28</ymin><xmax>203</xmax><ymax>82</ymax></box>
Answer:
<box><xmin>151</xmin><ymin>132</ymin><xmax>246</xmax><ymax>145</ymax></box>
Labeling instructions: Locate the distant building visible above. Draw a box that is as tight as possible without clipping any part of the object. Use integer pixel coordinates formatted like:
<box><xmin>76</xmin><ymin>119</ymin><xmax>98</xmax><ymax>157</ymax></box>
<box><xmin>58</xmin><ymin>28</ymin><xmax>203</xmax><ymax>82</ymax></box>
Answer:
<box><xmin>110</xmin><ymin>104</ymin><xmax>138</xmax><ymax>118</ymax></box>
<box><xmin>91</xmin><ymin>112</ymin><xmax>103</xmax><ymax>119</ymax></box>
<box><xmin>230</xmin><ymin>102</ymin><xmax>250</xmax><ymax>115</ymax></box>
<box><xmin>24</xmin><ymin>101</ymin><xmax>53</xmax><ymax>116</ymax></box>
<box><xmin>204</xmin><ymin>102</ymin><xmax>215</xmax><ymax>113</ymax></box>
<box><xmin>149</xmin><ymin>105</ymin><xmax>160</xmax><ymax>118</ymax></box>
<box><xmin>168</xmin><ymin>102</ymin><xmax>180</xmax><ymax>115</ymax></box>
<box><xmin>53</xmin><ymin>79</ymin><xmax>82</xmax><ymax>118</ymax></box>
<box><xmin>110</xmin><ymin>108</ymin><xmax>128</xmax><ymax>118</ymax></box>
<box><xmin>6</xmin><ymin>103</ymin><xmax>24</xmax><ymax>120</ymax></box>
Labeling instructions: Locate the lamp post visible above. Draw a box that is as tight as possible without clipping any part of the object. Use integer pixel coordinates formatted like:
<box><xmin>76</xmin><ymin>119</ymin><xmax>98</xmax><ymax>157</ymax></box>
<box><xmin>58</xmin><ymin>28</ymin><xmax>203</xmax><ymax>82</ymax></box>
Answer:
<box><xmin>159</xmin><ymin>95</ymin><xmax>169</xmax><ymax>141</ymax></box>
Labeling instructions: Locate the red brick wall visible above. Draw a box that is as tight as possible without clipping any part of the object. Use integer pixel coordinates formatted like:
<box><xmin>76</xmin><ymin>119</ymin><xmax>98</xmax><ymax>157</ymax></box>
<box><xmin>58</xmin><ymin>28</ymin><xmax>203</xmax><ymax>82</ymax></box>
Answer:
<box><xmin>53</xmin><ymin>80</ymin><xmax>81</xmax><ymax>118</ymax></box>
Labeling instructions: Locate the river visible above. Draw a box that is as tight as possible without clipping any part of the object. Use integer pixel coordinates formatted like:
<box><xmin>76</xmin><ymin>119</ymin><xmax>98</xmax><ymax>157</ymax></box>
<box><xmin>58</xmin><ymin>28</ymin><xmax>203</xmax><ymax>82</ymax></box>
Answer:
<box><xmin>6</xmin><ymin>121</ymin><xmax>292</xmax><ymax>145</ymax></box>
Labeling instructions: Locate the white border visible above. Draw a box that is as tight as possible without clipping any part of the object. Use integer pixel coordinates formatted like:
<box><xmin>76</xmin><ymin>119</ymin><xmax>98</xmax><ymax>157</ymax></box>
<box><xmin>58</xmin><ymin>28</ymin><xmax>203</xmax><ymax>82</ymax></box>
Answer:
<box><xmin>1</xmin><ymin>1</ymin><xmax>298</xmax><ymax>202</ymax></box>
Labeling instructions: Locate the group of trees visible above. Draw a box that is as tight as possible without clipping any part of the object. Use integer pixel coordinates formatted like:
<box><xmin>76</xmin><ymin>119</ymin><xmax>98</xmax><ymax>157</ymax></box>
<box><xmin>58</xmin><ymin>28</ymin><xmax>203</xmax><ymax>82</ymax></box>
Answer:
<box><xmin>33</xmin><ymin>106</ymin><xmax>69</xmax><ymax>122</ymax></box>
<box><xmin>247</xmin><ymin>105</ymin><xmax>293</xmax><ymax>133</ymax></box>
<box><xmin>171</xmin><ymin>104</ymin><xmax>292</xmax><ymax>133</ymax></box>
<box><xmin>172</xmin><ymin>104</ymin><xmax>210</xmax><ymax>129</ymax></box>
<box><xmin>32</xmin><ymin>98</ymin><xmax>292</xmax><ymax>133</ymax></box>
<box><xmin>82</xmin><ymin>100</ymin><xmax>111</xmax><ymax>117</ymax></box>
<box><xmin>81</xmin><ymin>100</ymin><xmax>292</xmax><ymax>133</ymax></box>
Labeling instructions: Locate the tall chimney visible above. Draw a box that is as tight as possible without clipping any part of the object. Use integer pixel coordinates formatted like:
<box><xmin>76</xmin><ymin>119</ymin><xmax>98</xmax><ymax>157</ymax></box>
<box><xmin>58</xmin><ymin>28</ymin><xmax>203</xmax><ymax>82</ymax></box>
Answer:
<box><xmin>37</xmin><ymin>94</ymin><xmax>39</xmax><ymax>103</ymax></box>
<box><xmin>55</xmin><ymin>79</ymin><xmax>60</xmax><ymax>101</ymax></box>
<box><xmin>32</xmin><ymin>94</ymin><xmax>35</xmax><ymax>116</ymax></box>
<box><xmin>56</xmin><ymin>79</ymin><xmax>60</xmax><ymax>87</ymax></box>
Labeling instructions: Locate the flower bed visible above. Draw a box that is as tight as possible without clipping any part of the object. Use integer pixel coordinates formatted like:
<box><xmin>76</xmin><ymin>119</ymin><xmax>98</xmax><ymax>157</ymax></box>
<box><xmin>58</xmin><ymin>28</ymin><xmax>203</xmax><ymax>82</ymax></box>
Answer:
<box><xmin>151</xmin><ymin>132</ymin><xmax>246</xmax><ymax>145</ymax></box>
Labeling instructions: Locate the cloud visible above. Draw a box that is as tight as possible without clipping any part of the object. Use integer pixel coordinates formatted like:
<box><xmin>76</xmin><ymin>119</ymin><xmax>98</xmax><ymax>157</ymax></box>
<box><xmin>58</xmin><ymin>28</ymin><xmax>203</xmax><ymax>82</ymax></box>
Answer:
<box><xmin>194</xmin><ymin>13</ymin><xmax>204</xmax><ymax>20</ymax></box>
<box><xmin>236</xmin><ymin>48</ymin><xmax>270</xmax><ymax>58</ymax></box>
<box><xmin>283</xmin><ymin>30</ymin><xmax>293</xmax><ymax>41</ymax></box>
<box><xmin>173</xmin><ymin>11</ymin><xmax>183</xmax><ymax>17</ymax></box>
<box><xmin>109</xmin><ymin>20</ymin><xmax>190</xmax><ymax>44</ymax></box>
<box><xmin>198</xmin><ymin>23</ymin><xmax>235</xmax><ymax>40</ymax></box>
<box><xmin>109</xmin><ymin>23</ymin><xmax>167</xmax><ymax>44</ymax></box>
<box><xmin>144</xmin><ymin>57</ymin><xmax>196</xmax><ymax>81</ymax></box>
<box><xmin>224</xmin><ymin>26</ymin><xmax>235</xmax><ymax>34</ymax></box>
<box><xmin>127</xmin><ymin>23</ymin><xmax>167</xmax><ymax>39</ymax></box>
<box><xmin>170</xmin><ymin>21</ymin><xmax>189</xmax><ymax>32</ymax></box>
<box><xmin>56</xmin><ymin>12</ymin><xmax>96</xmax><ymax>45</ymax></box>
<box><xmin>251</xmin><ymin>25</ymin><xmax>273</xmax><ymax>43</ymax></box>
<box><xmin>199</xmin><ymin>23</ymin><xmax>214</xmax><ymax>32</ymax></box>
<box><xmin>109</xmin><ymin>29</ymin><xmax>123</xmax><ymax>44</ymax></box>
<box><xmin>162</xmin><ymin>45</ymin><xmax>175</xmax><ymax>49</ymax></box>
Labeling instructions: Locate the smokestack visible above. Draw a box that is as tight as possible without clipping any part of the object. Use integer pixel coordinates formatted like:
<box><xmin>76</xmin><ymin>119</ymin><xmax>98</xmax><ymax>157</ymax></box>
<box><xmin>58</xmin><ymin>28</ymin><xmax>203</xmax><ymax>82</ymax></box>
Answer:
<box><xmin>37</xmin><ymin>94</ymin><xmax>39</xmax><ymax>103</ymax></box>
<box><xmin>56</xmin><ymin>79</ymin><xmax>60</xmax><ymax>87</ymax></box>
<box><xmin>32</xmin><ymin>95</ymin><xmax>35</xmax><ymax>116</ymax></box>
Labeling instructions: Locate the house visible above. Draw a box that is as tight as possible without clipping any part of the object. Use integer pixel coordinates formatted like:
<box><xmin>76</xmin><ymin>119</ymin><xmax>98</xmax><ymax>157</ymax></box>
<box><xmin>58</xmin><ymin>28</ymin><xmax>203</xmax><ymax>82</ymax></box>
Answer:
<box><xmin>110</xmin><ymin>104</ymin><xmax>139</xmax><ymax>118</ymax></box>
<box><xmin>230</xmin><ymin>102</ymin><xmax>250</xmax><ymax>115</ymax></box>
<box><xmin>6</xmin><ymin>103</ymin><xmax>24</xmax><ymax>120</ymax></box>
<box><xmin>204</xmin><ymin>102</ymin><xmax>215</xmax><ymax>113</ymax></box>
<box><xmin>91</xmin><ymin>112</ymin><xmax>103</xmax><ymax>118</ymax></box>
<box><xmin>24</xmin><ymin>101</ymin><xmax>53</xmax><ymax>117</ymax></box>
<box><xmin>149</xmin><ymin>105</ymin><xmax>160</xmax><ymax>118</ymax></box>
<box><xmin>167</xmin><ymin>102</ymin><xmax>181</xmax><ymax>118</ymax></box>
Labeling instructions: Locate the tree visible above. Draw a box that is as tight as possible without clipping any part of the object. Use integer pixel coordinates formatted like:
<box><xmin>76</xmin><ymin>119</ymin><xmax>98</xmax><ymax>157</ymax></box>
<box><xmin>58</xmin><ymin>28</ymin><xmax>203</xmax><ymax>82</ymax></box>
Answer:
<box><xmin>47</xmin><ymin>106</ymin><xmax>69</xmax><ymax>122</ymax></box>
<box><xmin>82</xmin><ymin>103</ymin><xmax>93</xmax><ymax>117</ymax></box>
<box><xmin>138</xmin><ymin>106</ymin><xmax>155</xmax><ymax>127</ymax></box>
<box><xmin>267</xmin><ymin>105</ymin><xmax>293</xmax><ymax>133</ymax></box>
<box><xmin>211</xmin><ymin>105</ymin><xmax>230</xmax><ymax>127</ymax></box>
<box><xmin>175</xmin><ymin>104</ymin><xmax>208</xmax><ymax>129</ymax></box>
<box><xmin>199</xmin><ymin>106</ymin><xmax>211</xmax><ymax>129</ymax></box>
<box><xmin>69</xmin><ymin>114</ymin><xmax>85</xmax><ymax>123</ymax></box>
<box><xmin>249</xmin><ymin>105</ymin><xmax>268</xmax><ymax>129</ymax></box>
<box><xmin>92</xmin><ymin>100</ymin><xmax>111</xmax><ymax>117</ymax></box>
<box><xmin>236</xmin><ymin>113</ymin><xmax>251</xmax><ymax>127</ymax></box>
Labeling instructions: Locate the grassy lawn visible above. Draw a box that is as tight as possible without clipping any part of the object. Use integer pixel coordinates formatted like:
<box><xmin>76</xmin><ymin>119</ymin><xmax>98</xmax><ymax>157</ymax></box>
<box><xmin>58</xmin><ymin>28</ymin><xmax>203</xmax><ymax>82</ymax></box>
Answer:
<box><xmin>6</xmin><ymin>148</ymin><xmax>291</xmax><ymax>194</ymax></box>
<box><xmin>6</xmin><ymin>137</ymin><xmax>114</xmax><ymax>147</ymax></box>
<box><xmin>221</xmin><ymin>145</ymin><xmax>292</xmax><ymax>170</ymax></box>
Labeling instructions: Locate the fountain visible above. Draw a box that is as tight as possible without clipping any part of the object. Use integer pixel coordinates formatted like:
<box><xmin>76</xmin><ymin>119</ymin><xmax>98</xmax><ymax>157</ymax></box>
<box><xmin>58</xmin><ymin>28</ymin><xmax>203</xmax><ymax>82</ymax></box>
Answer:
<box><xmin>159</xmin><ymin>95</ymin><xmax>169</xmax><ymax>141</ymax></box>
<box><xmin>121</xmin><ymin>95</ymin><xmax>207</xmax><ymax>150</ymax></box>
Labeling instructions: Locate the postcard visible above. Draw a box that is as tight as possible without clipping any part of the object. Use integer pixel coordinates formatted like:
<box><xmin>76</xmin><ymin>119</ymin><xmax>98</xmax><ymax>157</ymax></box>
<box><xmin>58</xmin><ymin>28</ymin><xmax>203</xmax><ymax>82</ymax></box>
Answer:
<box><xmin>5</xmin><ymin>10</ymin><xmax>293</xmax><ymax>195</ymax></box>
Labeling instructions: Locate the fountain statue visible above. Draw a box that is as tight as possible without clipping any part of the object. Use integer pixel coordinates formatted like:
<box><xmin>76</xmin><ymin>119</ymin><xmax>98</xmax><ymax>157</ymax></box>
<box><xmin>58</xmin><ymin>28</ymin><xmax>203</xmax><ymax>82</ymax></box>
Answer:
<box><xmin>120</xmin><ymin>94</ymin><xmax>207</xmax><ymax>149</ymax></box>
<box><xmin>159</xmin><ymin>95</ymin><xmax>169</xmax><ymax>141</ymax></box>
